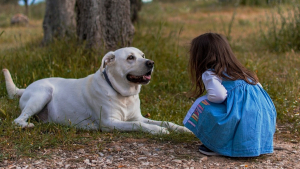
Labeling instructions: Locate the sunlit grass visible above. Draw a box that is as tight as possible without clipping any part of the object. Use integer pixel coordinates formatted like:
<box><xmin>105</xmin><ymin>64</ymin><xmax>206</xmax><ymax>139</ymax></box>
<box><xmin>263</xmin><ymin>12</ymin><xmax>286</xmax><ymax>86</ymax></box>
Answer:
<box><xmin>0</xmin><ymin>20</ymin><xmax>43</xmax><ymax>50</ymax></box>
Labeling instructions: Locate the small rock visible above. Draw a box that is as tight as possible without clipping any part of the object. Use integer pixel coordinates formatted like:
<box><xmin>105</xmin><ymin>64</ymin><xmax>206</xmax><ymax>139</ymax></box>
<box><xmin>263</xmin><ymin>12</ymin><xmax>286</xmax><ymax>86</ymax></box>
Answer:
<box><xmin>172</xmin><ymin>159</ymin><xmax>182</xmax><ymax>163</ymax></box>
<box><xmin>106</xmin><ymin>155</ymin><xmax>113</xmax><ymax>161</ymax></box>
<box><xmin>200</xmin><ymin>156</ymin><xmax>208</xmax><ymax>162</ymax></box>
<box><xmin>34</xmin><ymin>160</ymin><xmax>44</xmax><ymax>165</ymax></box>
<box><xmin>138</xmin><ymin>157</ymin><xmax>147</xmax><ymax>160</ymax></box>
<box><xmin>56</xmin><ymin>161</ymin><xmax>63</xmax><ymax>166</ymax></box>
<box><xmin>114</xmin><ymin>145</ymin><xmax>122</xmax><ymax>151</ymax></box>
<box><xmin>142</xmin><ymin>151</ymin><xmax>151</xmax><ymax>156</ymax></box>
<box><xmin>291</xmin><ymin>140</ymin><xmax>299</xmax><ymax>143</ymax></box>
<box><xmin>117</xmin><ymin>158</ymin><xmax>124</xmax><ymax>161</ymax></box>
<box><xmin>84</xmin><ymin>159</ymin><xmax>91</xmax><ymax>165</ymax></box>
<box><xmin>142</xmin><ymin>162</ymin><xmax>150</xmax><ymax>166</ymax></box>
<box><xmin>99</xmin><ymin>152</ymin><xmax>104</xmax><ymax>157</ymax></box>
<box><xmin>77</xmin><ymin>149</ymin><xmax>85</xmax><ymax>154</ymax></box>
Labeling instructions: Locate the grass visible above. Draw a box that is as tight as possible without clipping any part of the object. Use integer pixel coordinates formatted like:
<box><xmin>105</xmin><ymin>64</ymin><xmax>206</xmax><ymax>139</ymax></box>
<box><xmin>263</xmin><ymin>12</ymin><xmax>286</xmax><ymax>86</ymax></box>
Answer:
<box><xmin>260</xmin><ymin>5</ymin><xmax>300</xmax><ymax>52</ymax></box>
<box><xmin>0</xmin><ymin>0</ymin><xmax>300</xmax><ymax>161</ymax></box>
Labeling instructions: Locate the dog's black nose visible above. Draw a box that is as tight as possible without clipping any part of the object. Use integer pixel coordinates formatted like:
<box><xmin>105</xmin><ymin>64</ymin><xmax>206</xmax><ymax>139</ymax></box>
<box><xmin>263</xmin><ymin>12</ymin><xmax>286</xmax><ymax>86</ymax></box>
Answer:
<box><xmin>146</xmin><ymin>60</ymin><xmax>154</xmax><ymax>68</ymax></box>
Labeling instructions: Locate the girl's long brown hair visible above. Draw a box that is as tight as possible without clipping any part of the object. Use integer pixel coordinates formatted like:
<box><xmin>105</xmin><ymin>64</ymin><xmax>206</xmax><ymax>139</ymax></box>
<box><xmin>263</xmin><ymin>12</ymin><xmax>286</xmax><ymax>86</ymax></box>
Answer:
<box><xmin>189</xmin><ymin>33</ymin><xmax>258</xmax><ymax>98</ymax></box>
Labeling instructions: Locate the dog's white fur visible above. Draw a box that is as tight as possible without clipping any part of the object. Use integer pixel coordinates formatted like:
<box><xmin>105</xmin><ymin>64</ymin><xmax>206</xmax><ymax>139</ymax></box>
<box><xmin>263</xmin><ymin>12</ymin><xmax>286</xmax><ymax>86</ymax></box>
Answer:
<box><xmin>3</xmin><ymin>47</ymin><xmax>191</xmax><ymax>134</ymax></box>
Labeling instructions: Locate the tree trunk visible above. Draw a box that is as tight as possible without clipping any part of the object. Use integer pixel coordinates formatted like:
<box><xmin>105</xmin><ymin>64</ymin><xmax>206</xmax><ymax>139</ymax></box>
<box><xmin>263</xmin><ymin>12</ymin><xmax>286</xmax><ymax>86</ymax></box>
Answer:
<box><xmin>76</xmin><ymin>0</ymin><xmax>135</xmax><ymax>50</ymax></box>
<box><xmin>130</xmin><ymin>0</ymin><xmax>142</xmax><ymax>23</ymax></box>
<box><xmin>42</xmin><ymin>0</ymin><xmax>76</xmax><ymax>44</ymax></box>
<box><xmin>24</xmin><ymin>0</ymin><xmax>28</xmax><ymax>16</ymax></box>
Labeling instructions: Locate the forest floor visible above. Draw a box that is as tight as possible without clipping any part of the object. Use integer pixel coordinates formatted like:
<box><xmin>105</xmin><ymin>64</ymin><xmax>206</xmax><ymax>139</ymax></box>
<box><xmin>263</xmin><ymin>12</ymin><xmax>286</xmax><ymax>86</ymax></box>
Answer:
<box><xmin>1</xmin><ymin>133</ymin><xmax>299</xmax><ymax>169</ymax></box>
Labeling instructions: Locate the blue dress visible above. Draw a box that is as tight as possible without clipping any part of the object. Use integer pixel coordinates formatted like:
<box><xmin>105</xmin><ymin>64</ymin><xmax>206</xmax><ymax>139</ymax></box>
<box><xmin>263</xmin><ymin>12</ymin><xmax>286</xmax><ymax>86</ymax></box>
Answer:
<box><xmin>183</xmin><ymin>79</ymin><xmax>277</xmax><ymax>157</ymax></box>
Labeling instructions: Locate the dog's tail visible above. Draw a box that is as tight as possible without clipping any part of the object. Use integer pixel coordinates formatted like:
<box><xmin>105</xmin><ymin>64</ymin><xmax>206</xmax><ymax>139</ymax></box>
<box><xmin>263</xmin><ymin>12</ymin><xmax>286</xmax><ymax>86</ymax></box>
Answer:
<box><xmin>2</xmin><ymin>69</ymin><xmax>25</xmax><ymax>99</ymax></box>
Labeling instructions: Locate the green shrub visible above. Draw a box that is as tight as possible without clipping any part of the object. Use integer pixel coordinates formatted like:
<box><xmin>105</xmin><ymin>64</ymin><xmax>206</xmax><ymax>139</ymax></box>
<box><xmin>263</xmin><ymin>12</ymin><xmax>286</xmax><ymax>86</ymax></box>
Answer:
<box><xmin>261</xmin><ymin>5</ymin><xmax>300</xmax><ymax>52</ymax></box>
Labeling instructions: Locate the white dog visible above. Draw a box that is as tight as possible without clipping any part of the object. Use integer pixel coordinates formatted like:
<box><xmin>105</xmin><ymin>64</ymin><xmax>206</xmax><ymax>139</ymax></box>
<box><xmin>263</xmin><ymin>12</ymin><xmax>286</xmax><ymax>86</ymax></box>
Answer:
<box><xmin>3</xmin><ymin>47</ymin><xmax>191</xmax><ymax>134</ymax></box>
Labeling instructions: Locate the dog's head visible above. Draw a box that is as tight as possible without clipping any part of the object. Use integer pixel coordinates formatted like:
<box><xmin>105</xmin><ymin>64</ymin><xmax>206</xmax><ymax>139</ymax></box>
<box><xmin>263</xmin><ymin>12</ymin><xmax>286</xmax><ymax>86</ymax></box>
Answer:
<box><xmin>100</xmin><ymin>47</ymin><xmax>154</xmax><ymax>96</ymax></box>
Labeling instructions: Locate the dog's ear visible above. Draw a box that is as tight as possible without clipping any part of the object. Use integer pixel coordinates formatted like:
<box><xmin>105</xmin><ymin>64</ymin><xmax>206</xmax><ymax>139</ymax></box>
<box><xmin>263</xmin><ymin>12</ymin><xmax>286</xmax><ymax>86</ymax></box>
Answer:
<box><xmin>101</xmin><ymin>51</ymin><xmax>115</xmax><ymax>69</ymax></box>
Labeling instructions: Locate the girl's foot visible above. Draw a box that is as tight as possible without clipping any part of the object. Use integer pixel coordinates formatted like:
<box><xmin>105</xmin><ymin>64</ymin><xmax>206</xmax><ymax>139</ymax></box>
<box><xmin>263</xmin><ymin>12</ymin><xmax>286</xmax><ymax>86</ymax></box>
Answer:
<box><xmin>198</xmin><ymin>144</ymin><xmax>219</xmax><ymax>156</ymax></box>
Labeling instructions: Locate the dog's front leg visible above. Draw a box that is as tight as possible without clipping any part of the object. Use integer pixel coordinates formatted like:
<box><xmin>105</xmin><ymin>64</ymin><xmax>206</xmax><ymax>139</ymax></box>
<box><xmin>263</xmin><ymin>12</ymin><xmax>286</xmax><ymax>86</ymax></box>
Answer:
<box><xmin>141</xmin><ymin>117</ymin><xmax>192</xmax><ymax>133</ymax></box>
<box><xmin>101</xmin><ymin>119</ymin><xmax>169</xmax><ymax>134</ymax></box>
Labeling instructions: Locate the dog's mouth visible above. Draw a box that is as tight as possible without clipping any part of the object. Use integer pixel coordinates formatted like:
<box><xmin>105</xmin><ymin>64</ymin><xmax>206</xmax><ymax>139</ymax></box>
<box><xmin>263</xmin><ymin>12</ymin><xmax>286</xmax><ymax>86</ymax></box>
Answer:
<box><xmin>126</xmin><ymin>70</ymin><xmax>152</xmax><ymax>84</ymax></box>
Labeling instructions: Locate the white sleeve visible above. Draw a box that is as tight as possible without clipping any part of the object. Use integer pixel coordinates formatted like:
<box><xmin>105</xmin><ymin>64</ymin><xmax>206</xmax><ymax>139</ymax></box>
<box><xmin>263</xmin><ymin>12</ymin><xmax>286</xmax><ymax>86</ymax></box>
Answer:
<box><xmin>202</xmin><ymin>71</ymin><xmax>227</xmax><ymax>103</ymax></box>
<box><xmin>258</xmin><ymin>82</ymin><xmax>263</xmax><ymax>88</ymax></box>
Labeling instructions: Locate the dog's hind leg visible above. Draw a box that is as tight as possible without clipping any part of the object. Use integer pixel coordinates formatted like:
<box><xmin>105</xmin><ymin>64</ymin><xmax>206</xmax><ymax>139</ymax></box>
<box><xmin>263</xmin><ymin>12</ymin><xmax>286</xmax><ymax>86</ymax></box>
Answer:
<box><xmin>14</xmin><ymin>88</ymin><xmax>53</xmax><ymax>128</ymax></box>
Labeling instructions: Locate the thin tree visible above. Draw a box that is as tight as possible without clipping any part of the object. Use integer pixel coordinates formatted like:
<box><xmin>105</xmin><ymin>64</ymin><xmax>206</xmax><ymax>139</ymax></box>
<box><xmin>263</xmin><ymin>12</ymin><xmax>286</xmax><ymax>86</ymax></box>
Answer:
<box><xmin>23</xmin><ymin>0</ymin><xmax>28</xmax><ymax>16</ymax></box>
<box><xmin>130</xmin><ymin>0</ymin><xmax>142</xmax><ymax>23</ymax></box>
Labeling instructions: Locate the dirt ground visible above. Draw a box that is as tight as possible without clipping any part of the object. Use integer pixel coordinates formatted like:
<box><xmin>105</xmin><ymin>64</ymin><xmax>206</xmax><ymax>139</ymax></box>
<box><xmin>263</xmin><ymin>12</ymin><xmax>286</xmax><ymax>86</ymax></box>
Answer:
<box><xmin>1</xmin><ymin>135</ymin><xmax>299</xmax><ymax>169</ymax></box>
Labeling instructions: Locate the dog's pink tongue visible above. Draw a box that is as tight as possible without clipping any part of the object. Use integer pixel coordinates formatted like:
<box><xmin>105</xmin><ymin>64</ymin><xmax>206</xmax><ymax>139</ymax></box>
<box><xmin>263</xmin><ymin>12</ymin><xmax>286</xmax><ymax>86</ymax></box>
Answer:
<box><xmin>143</xmin><ymin>75</ymin><xmax>151</xmax><ymax>80</ymax></box>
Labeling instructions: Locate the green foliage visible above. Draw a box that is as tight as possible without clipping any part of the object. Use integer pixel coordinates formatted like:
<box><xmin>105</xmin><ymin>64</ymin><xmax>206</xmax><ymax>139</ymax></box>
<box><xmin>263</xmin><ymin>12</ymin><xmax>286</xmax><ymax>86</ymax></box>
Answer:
<box><xmin>260</xmin><ymin>5</ymin><xmax>300</xmax><ymax>52</ymax></box>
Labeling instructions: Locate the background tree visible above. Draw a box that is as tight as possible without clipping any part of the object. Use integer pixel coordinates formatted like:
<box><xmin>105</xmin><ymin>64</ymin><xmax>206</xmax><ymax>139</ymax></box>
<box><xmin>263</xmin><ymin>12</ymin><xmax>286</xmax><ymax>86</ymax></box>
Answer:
<box><xmin>130</xmin><ymin>0</ymin><xmax>142</xmax><ymax>23</ymax></box>
<box><xmin>42</xmin><ymin>0</ymin><xmax>76</xmax><ymax>44</ymax></box>
<box><xmin>23</xmin><ymin>0</ymin><xmax>28</xmax><ymax>15</ymax></box>
<box><xmin>76</xmin><ymin>0</ymin><xmax>135</xmax><ymax>49</ymax></box>
<box><xmin>23</xmin><ymin>0</ymin><xmax>37</xmax><ymax>15</ymax></box>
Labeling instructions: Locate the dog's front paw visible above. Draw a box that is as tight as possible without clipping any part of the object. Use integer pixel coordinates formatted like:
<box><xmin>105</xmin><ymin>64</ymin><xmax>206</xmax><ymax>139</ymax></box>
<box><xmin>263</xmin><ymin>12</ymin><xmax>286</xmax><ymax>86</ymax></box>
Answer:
<box><xmin>175</xmin><ymin>126</ymin><xmax>193</xmax><ymax>134</ymax></box>
<box><xmin>149</xmin><ymin>127</ymin><xmax>169</xmax><ymax>135</ymax></box>
<box><xmin>13</xmin><ymin>120</ymin><xmax>35</xmax><ymax>128</ymax></box>
<box><xmin>159</xmin><ymin>127</ymin><xmax>170</xmax><ymax>134</ymax></box>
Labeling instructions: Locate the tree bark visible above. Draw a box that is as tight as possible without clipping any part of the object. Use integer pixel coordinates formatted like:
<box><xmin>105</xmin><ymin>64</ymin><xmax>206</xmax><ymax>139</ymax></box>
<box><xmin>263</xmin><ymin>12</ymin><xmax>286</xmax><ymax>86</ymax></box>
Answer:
<box><xmin>76</xmin><ymin>0</ymin><xmax>135</xmax><ymax>50</ymax></box>
<box><xmin>42</xmin><ymin>0</ymin><xmax>76</xmax><ymax>44</ymax></box>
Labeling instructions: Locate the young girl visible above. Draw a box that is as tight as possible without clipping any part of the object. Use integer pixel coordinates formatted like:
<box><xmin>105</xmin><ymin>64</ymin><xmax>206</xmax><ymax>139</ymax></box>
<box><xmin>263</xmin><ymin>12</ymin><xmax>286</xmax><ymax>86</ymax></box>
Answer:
<box><xmin>183</xmin><ymin>33</ymin><xmax>276</xmax><ymax>157</ymax></box>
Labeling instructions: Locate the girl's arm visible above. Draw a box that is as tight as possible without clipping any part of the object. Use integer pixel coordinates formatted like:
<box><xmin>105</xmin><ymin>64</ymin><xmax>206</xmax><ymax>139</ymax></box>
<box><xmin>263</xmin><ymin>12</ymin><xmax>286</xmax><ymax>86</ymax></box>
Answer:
<box><xmin>202</xmin><ymin>70</ymin><xmax>227</xmax><ymax>103</ymax></box>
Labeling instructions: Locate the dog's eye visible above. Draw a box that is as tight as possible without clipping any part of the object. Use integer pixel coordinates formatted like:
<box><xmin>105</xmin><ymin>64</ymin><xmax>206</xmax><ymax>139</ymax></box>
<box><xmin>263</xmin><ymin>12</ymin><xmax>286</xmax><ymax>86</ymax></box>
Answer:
<box><xmin>127</xmin><ymin>55</ymin><xmax>135</xmax><ymax>60</ymax></box>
